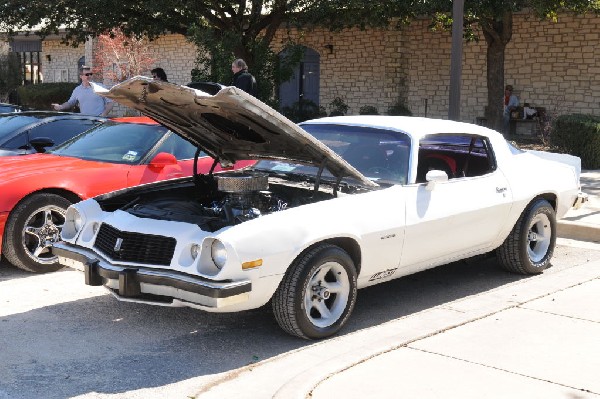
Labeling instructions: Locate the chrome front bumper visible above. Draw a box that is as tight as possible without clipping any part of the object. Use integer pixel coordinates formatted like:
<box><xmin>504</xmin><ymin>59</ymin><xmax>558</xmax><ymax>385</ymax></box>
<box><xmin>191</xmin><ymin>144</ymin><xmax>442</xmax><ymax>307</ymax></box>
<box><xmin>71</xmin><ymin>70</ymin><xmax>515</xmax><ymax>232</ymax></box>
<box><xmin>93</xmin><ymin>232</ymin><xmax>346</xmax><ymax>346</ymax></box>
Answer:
<box><xmin>52</xmin><ymin>242</ymin><xmax>251</xmax><ymax>308</ymax></box>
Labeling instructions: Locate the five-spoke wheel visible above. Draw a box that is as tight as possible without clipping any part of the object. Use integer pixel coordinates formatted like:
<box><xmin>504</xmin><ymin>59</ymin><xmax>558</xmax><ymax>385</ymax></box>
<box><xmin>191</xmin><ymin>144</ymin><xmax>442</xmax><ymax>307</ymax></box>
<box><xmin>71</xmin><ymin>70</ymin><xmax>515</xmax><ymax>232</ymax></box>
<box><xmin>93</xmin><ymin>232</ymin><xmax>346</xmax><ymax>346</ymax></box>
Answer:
<box><xmin>3</xmin><ymin>193</ymin><xmax>73</xmax><ymax>273</ymax></box>
<box><xmin>497</xmin><ymin>198</ymin><xmax>556</xmax><ymax>275</ymax></box>
<box><xmin>273</xmin><ymin>244</ymin><xmax>357</xmax><ymax>339</ymax></box>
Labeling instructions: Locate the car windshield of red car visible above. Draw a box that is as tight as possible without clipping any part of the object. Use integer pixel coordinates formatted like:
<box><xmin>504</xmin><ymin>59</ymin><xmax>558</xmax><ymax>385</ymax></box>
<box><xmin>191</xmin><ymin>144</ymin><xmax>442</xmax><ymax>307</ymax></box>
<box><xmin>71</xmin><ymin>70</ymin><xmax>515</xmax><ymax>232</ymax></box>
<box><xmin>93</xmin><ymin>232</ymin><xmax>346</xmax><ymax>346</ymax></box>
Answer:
<box><xmin>50</xmin><ymin>121</ymin><xmax>169</xmax><ymax>164</ymax></box>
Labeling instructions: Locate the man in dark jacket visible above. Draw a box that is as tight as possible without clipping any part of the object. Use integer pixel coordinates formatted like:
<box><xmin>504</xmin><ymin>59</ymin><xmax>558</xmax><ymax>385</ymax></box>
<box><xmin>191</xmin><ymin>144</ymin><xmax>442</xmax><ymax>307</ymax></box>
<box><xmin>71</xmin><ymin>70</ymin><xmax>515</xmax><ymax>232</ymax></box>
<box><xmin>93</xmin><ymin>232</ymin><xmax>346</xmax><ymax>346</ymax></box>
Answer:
<box><xmin>231</xmin><ymin>59</ymin><xmax>257</xmax><ymax>96</ymax></box>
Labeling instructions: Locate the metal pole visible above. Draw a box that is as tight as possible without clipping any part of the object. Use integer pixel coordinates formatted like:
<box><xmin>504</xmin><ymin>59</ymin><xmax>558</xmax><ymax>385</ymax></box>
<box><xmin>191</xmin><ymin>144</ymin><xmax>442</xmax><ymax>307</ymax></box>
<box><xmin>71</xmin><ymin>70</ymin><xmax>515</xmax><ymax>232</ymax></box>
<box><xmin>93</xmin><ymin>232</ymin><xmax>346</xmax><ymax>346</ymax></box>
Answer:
<box><xmin>448</xmin><ymin>0</ymin><xmax>464</xmax><ymax>121</ymax></box>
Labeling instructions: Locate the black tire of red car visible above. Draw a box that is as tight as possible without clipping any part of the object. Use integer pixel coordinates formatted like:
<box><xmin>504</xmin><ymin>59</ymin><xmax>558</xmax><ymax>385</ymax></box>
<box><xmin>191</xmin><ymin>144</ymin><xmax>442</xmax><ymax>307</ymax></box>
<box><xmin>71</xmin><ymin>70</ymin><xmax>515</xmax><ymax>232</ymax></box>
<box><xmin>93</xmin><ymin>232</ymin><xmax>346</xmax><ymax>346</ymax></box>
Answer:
<box><xmin>496</xmin><ymin>198</ymin><xmax>556</xmax><ymax>275</ymax></box>
<box><xmin>2</xmin><ymin>193</ymin><xmax>72</xmax><ymax>273</ymax></box>
<box><xmin>272</xmin><ymin>243</ymin><xmax>358</xmax><ymax>339</ymax></box>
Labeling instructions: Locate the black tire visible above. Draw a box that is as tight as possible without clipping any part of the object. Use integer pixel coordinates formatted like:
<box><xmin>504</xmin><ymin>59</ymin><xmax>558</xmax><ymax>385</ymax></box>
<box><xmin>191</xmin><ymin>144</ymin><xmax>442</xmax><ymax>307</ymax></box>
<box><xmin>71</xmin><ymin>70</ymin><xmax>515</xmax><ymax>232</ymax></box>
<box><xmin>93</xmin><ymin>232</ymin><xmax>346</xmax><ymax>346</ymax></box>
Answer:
<box><xmin>2</xmin><ymin>193</ymin><xmax>73</xmax><ymax>273</ymax></box>
<box><xmin>272</xmin><ymin>244</ymin><xmax>358</xmax><ymax>339</ymax></box>
<box><xmin>496</xmin><ymin>198</ymin><xmax>556</xmax><ymax>275</ymax></box>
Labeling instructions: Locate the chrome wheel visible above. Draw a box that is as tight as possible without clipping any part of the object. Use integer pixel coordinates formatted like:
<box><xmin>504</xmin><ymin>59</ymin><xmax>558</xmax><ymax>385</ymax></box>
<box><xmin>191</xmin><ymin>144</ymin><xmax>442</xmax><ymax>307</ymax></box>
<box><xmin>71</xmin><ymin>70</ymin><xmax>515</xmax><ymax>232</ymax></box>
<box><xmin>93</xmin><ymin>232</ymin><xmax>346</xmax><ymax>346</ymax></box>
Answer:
<box><xmin>22</xmin><ymin>204</ymin><xmax>66</xmax><ymax>264</ymax></box>
<box><xmin>527</xmin><ymin>212</ymin><xmax>551</xmax><ymax>263</ymax></box>
<box><xmin>273</xmin><ymin>244</ymin><xmax>357</xmax><ymax>339</ymax></box>
<box><xmin>303</xmin><ymin>261</ymin><xmax>351</xmax><ymax>328</ymax></box>
<box><xmin>497</xmin><ymin>198</ymin><xmax>556</xmax><ymax>275</ymax></box>
<box><xmin>3</xmin><ymin>193</ymin><xmax>72</xmax><ymax>273</ymax></box>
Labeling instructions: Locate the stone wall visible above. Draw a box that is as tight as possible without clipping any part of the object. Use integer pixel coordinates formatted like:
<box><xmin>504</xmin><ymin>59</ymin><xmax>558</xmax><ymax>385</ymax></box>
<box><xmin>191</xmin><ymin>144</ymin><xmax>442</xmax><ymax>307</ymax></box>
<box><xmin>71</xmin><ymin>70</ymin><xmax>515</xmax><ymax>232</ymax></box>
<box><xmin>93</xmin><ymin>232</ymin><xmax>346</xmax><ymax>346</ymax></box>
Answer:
<box><xmin>272</xmin><ymin>27</ymin><xmax>408</xmax><ymax>115</ymax></box>
<box><xmin>40</xmin><ymin>39</ymin><xmax>84</xmax><ymax>83</ymax></box>
<box><xmin>143</xmin><ymin>34</ymin><xmax>198</xmax><ymax>85</ymax></box>
<box><xmin>274</xmin><ymin>12</ymin><xmax>600</xmax><ymax>122</ymax></box>
<box><xmin>402</xmin><ymin>12</ymin><xmax>600</xmax><ymax>122</ymax></box>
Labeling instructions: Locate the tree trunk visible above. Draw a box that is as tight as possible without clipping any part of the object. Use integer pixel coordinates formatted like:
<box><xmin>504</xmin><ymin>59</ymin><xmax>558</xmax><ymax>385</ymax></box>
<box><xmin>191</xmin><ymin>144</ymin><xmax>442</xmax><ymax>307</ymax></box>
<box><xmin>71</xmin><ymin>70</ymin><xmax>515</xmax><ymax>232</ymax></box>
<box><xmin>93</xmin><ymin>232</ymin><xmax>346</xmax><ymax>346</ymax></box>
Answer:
<box><xmin>485</xmin><ymin>39</ymin><xmax>506</xmax><ymax>132</ymax></box>
<box><xmin>481</xmin><ymin>11</ymin><xmax>513</xmax><ymax>134</ymax></box>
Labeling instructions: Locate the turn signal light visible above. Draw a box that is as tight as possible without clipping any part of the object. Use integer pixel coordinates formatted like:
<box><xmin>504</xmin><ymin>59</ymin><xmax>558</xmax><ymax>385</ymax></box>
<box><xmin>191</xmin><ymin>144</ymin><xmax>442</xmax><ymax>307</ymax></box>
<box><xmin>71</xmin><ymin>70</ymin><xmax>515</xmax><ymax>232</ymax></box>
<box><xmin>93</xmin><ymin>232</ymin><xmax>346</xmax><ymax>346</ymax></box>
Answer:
<box><xmin>242</xmin><ymin>259</ymin><xmax>263</xmax><ymax>270</ymax></box>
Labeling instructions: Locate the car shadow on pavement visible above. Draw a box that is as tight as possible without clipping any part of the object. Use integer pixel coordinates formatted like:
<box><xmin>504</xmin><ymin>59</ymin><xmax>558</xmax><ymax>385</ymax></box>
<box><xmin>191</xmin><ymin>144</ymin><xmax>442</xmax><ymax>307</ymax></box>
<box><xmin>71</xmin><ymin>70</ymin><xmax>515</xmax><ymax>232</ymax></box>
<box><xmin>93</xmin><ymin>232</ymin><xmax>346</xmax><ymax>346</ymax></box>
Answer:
<box><xmin>348</xmin><ymin>255</ymin><xmax>528</xmax><ymax>331</ymax></box>
<box><xmin>0</xmin><ymin>255</ymin><xmax>532</xmax><ymax>399</ymax></box>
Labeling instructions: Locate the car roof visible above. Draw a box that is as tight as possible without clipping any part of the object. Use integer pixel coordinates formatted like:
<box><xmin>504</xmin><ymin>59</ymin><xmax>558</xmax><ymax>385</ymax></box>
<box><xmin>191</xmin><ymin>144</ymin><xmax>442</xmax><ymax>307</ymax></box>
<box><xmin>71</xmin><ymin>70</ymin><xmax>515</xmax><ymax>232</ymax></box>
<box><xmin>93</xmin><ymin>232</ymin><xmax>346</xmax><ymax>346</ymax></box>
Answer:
<box><xmin>0</xmin><ymin>111</ymin><xmax>106</xmax><ymax>120</ymax></box>
<box><xmin>302</xmin><ymin>115</ymin><xmax>503</xmax><ymax>142</ymax></box>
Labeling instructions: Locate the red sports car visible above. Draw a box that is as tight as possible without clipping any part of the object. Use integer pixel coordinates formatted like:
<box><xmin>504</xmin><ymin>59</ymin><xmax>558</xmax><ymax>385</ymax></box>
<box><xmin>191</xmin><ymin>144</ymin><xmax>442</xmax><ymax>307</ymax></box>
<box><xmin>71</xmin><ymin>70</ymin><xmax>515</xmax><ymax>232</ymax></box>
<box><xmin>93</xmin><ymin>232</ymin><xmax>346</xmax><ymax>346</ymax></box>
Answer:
<box><xmin>0</xmin><ymin>116</ymin><xmax>253</xmax><ymax>273</ymax></box>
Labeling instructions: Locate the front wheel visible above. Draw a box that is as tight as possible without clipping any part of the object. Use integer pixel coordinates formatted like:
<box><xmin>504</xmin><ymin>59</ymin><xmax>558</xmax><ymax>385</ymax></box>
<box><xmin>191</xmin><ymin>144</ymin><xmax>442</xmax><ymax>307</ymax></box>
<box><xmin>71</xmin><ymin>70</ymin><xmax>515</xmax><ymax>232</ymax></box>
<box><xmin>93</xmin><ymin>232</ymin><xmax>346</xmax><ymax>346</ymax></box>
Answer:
<box><xmin>496</xmin><ymin>198</ymin><xmax>556</xmax><ymax>275</ymax></box>
<box><xmin>272</xmin><ymin>244</ymin><xmax>358</xmax><ymax>339</ymax></box>
<box><xmin>2</xmin><ymin>193</ymin><xmax>73</xmax><ymax>273</ymax></box>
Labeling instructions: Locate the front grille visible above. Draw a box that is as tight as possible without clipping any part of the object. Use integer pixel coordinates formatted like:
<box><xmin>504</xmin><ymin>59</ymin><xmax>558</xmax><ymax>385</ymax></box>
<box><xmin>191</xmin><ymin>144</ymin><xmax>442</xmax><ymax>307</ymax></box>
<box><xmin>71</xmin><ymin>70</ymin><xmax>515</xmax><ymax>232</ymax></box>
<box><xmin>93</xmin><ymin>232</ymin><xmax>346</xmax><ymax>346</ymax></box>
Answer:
<box><xmin>94</xmin><ymin>223</ymin><xmax>176</xmax><ymax>266</ymax></box>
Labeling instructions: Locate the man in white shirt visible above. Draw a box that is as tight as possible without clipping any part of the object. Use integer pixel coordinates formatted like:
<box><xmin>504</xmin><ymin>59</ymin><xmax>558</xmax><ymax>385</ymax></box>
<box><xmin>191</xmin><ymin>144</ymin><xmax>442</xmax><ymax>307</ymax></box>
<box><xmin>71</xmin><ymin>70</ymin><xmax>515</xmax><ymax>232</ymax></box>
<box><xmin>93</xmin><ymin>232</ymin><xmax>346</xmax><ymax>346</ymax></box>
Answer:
<box><xmin>52</xmin><ymin>66</ymin><xmax>114</xmax><ymax>117</ymax></box>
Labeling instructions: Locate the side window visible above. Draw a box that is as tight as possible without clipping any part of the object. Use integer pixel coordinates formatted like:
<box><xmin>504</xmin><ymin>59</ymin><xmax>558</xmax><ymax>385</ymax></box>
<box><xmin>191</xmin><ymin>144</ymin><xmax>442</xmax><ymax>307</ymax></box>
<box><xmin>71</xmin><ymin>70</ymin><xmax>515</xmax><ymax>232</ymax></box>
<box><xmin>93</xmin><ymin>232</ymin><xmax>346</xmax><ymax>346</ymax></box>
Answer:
<box><xmin>154</xmin><ymin>133</ymin><xmax>199</xmax><ymax>160</ymax></box>
<box><xmin>417</xmin><ymin>134</ymin><xmax>495</xmax><ymax>183</ymax></box>
<box><xmin>29</xmin><ymin>119</ymin><xmax>101</xmax><ymax>147</ymax></box>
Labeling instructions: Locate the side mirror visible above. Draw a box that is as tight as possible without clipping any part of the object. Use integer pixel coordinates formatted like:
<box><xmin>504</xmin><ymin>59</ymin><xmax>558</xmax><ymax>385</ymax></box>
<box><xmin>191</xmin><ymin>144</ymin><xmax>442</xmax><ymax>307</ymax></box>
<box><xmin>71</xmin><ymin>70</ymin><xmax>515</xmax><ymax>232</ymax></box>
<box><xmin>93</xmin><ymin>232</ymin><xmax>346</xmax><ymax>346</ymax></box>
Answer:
<box><xmin>149</xmin><ymin>152</ymin><xmax>178</xmax><ymax>170</ymax></box>
<box><xmin>30</xmin><ymin>137</ymin><xmax>55</xmax><ymax>153</ymax></box>
<box><xmin>425</xmin><ymin>169</ymin><xmax>448</xmax><ymax>191</ymax></box>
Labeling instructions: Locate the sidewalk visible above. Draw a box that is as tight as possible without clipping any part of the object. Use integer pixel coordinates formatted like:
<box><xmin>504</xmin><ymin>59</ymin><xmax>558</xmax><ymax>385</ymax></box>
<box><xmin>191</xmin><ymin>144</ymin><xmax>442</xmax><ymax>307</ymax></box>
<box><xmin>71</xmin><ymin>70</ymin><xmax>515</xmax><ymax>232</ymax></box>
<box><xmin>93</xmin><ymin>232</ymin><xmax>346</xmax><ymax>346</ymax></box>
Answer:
<box><xmin>310</xmin><ymin>267</ymin><xmax>600</xmax><ymax>399</ymax></box>
<box><xmin>195</xmin><ymin>171</ymin><xmax>600</xmax><ymax>399</ymax></box>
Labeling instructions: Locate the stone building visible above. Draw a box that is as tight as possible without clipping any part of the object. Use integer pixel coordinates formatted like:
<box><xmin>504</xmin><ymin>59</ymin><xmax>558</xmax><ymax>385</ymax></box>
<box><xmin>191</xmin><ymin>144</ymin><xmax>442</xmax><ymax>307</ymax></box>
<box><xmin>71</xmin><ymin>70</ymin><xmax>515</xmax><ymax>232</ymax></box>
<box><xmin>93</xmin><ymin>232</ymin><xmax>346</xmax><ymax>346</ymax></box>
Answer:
<box><xmin>2</xmin><ymin>10</ymin><xmax>599</xmax><ymax>124</ymax></box>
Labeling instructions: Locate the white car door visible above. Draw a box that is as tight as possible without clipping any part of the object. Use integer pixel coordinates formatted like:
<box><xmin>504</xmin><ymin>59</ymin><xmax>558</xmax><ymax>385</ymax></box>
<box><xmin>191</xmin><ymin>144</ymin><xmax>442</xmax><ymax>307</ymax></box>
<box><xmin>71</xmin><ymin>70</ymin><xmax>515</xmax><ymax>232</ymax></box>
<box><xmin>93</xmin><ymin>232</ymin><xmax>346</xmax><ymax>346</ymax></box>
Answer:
<box><xmin>400</xmin><ymin>135</ymin><xmax>513</xmax><ymax>271</ymax></box>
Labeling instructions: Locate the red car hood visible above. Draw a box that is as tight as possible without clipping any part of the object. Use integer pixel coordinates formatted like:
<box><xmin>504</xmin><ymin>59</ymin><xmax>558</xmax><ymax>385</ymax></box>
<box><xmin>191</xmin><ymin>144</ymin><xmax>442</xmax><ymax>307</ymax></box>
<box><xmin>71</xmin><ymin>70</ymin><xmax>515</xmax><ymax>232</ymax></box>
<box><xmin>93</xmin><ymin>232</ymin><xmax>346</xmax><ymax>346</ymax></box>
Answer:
<box><xmin>0</xmin><ymin>154</ymin><xmax>108</xmax><ymax>182</ymax></box>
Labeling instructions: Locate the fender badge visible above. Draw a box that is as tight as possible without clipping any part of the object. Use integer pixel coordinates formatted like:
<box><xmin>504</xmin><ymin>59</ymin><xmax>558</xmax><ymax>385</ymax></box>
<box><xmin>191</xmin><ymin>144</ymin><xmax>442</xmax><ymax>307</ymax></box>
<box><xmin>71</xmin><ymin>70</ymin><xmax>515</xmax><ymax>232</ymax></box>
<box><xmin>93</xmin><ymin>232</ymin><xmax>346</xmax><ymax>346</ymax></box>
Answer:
<box><xmin>369</xmin><ymin>268</ymin><xmax>397</xmax><ymax>281</ymax></box>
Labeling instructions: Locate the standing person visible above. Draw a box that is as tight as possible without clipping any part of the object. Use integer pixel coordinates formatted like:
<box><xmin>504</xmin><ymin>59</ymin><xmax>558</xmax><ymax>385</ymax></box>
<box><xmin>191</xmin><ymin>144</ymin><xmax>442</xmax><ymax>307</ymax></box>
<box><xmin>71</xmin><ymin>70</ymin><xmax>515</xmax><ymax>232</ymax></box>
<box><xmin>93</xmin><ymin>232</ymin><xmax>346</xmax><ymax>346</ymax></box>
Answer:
<box><xmin>231</xmin><ymin>59</ymin><xmax>257</xmax><ymax>96</ymax></box>
<box><xmin>503</xmin><ymin>84</ymin><xmax>519</xmax><ymax>135</ymax></box>
<box><xmin>151</xmin><ymin>67</ymin><xmax>168</xmax><ymax>82</ymax></box>
<box><xmin>52</xmin><ymin>66</ymin><xmax>114</xmax><ymax>117</ymax></box>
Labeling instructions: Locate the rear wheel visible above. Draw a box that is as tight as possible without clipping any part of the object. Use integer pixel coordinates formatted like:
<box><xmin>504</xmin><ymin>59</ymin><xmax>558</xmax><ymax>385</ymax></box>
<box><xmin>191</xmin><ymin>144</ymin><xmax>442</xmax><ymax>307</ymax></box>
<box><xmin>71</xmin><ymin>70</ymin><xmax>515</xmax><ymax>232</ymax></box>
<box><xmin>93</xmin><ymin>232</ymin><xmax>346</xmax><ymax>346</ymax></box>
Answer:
<box><xmin>3</xmin><ymin>193</ymin><xmax>72</xmax><ymax>273</ymax></box>
<box><xmin>273</xmin><ymin>244</ymin><xmax>357</xmax><ymax>339</ymax></box>
<box><xmin>497</xmin><ymin>199</ymin><xmax>556</xmax><ymax>275</ymax></box>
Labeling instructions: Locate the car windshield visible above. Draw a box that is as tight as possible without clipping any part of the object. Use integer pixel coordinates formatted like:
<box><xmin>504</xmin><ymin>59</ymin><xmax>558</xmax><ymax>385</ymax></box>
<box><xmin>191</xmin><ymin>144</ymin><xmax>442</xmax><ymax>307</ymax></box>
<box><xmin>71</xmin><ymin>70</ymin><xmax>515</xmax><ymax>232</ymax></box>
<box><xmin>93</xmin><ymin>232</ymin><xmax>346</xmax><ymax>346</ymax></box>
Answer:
<box><xmin>50</xmin><ymin>121</ymin><xmax>169</xmax><ymax>164</ymax></box>
<box><xmin>255</xmin><ymin>124</ymin><xmax>411</xmax><ymax>185</ymax></box>
<box><xmin>0</xmin><ymin>115</ymin><xmax>40</xmax><ymax>139</ymax></box>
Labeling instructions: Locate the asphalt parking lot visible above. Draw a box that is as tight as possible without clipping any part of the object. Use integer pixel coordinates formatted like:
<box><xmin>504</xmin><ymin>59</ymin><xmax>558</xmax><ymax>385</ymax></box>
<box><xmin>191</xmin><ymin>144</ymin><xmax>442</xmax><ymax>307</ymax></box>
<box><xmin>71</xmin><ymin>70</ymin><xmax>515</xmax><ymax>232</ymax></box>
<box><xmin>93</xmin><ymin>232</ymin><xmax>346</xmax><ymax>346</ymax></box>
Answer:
<box><xmin>1</xmin><ymin>240</ymin><xmax>599</xmax><ymax>399</ymax></box>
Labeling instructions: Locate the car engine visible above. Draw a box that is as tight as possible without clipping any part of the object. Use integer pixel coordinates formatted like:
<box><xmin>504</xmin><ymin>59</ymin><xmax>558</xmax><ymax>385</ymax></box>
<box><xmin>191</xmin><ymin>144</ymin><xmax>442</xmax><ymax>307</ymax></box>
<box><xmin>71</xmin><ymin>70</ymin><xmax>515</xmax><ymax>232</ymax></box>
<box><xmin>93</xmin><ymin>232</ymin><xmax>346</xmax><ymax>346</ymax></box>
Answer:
<box><xmin>119</xmin><ymin>171</ymin><xmax>336</xmax><ymax>232</ymax></box>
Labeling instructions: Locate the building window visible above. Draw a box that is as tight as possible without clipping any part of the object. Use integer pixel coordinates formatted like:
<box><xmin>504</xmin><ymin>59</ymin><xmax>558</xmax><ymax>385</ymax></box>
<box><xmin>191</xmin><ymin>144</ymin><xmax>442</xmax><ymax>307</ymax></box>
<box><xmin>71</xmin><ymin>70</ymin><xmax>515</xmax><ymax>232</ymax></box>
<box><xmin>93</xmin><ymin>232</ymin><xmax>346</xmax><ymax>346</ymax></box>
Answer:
<box><xmin>9</xmin><ymin>38</ymin><xmax>43</xmax><ymax>84</ymax></box>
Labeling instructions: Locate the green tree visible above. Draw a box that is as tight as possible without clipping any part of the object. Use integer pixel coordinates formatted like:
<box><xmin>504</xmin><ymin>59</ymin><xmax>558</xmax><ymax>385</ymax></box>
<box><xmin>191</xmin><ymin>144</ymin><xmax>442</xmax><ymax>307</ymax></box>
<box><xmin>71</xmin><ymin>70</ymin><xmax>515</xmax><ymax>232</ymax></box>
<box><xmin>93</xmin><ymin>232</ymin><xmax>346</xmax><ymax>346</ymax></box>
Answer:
<box><xmin>0</xmin><ymin>52</ymin><xmax>21</xmax><ymax>102</ymax></box>
<box><xmin>409</xmin><ymin>0</ymin><xmax>600</xmax><ymax>131</ymax></box>
<box><xmin>0</xmin><ymin>1</ymin><xmax>414</xmax><ymax>105</ymax></box>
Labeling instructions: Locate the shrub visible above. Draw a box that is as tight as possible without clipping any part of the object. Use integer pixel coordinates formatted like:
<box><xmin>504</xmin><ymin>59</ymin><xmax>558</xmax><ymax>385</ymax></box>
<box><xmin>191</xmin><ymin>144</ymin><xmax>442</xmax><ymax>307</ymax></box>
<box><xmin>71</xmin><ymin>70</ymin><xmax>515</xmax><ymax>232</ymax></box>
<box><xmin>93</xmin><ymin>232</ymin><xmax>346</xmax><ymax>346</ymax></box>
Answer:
<box><xmin>387</xmin><ymin>100</ymin><xmax>412</xmax><ymax>116</ymax></box>
<box><xmin>551</xmin><ymin>113</ymin><xmax>600</xmax><ymax>169</ymax></box>
<box><xmin>359</xmin><ymin>105</ymin><xmax>379</xmax><ymax>115</ymax></box>
<box><xmin>16</xmin><ymin>83</ymin><xmax>79</xmax><ymax>111</ymax></box>
<box><xmin>281</xmin><ymin>99</ymin><xmax>326</xmax><ymax>123</ymax></box>
<box><xmin>328</xmin><ymin>97</ymin><xmax>348</xmax><ymax>116</ymax></box>
<box><xmin>0</xmin><ymin>53</ymin><xmax>21</xmax><ymax>103</ymax></box>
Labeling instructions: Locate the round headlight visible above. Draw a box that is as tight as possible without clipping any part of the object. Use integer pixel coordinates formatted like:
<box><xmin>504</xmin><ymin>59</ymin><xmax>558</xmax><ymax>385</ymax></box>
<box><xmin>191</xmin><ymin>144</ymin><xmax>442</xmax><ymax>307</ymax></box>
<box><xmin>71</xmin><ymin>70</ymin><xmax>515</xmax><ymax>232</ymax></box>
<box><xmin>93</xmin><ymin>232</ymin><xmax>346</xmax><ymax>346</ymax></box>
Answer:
<box><xmin>211</xmin><ymin>240</ymin><xmax>227</xmax><ymax>269</ymax></box>
<box><xmin>61</xmin><ymin>207</ymin><xmax>84</xmax><ymax>240</ymax></box>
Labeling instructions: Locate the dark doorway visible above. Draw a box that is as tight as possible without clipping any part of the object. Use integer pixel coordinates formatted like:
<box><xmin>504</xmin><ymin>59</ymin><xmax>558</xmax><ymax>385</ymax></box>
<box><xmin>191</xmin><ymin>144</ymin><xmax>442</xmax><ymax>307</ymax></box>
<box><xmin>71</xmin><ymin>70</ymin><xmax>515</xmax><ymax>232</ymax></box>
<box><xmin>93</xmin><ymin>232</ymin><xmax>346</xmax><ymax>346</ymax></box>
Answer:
<box><xmin>279</xmin><ymin>47</ymin><xmax>320</xmax><ymax>108</ymax></box>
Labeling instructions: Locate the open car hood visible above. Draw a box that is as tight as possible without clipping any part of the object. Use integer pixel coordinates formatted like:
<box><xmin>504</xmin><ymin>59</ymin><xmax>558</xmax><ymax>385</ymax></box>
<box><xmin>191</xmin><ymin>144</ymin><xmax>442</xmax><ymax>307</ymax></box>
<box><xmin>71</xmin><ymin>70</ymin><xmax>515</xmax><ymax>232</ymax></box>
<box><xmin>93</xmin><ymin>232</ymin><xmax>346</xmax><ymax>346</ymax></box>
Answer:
<box><xmin>94</xmin><ymin>77</ymin><xmax>376</xmax><ymax>187</ymax></box>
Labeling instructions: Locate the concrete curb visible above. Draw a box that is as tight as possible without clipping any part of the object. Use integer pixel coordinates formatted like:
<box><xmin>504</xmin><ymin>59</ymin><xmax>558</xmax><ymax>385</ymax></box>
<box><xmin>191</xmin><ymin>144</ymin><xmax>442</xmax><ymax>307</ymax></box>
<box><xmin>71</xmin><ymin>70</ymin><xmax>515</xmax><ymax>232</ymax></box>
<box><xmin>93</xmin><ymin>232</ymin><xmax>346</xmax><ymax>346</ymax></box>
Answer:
<box><xmin>557</xmin><ymin>219</ymin><xmax>600</xmax><ymax>242</ymax></box>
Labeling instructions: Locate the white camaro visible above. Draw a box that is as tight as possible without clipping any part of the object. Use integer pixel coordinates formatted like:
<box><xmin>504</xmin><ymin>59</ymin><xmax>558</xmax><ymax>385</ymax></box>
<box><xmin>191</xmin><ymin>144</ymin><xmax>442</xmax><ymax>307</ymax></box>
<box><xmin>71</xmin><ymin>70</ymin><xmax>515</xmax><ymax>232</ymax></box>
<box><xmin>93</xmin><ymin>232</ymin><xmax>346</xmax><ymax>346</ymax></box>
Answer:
<box><xmin>53</xmin><ymin>77</ymin><xmax>587</xmax><ymax>339</ymax></box>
